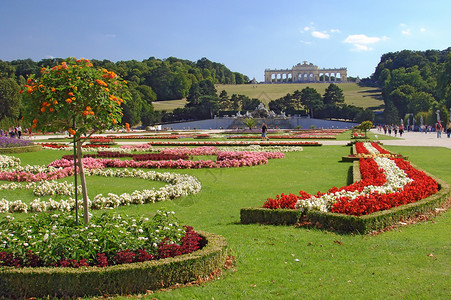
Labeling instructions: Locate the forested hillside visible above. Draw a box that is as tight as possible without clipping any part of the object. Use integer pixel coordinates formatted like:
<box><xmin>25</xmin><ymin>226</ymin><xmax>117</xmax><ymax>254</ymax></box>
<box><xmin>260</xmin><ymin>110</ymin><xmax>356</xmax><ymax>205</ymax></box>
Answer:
<box><xmin>372</xmin><ymin>48</ymin><xmax>451</xmax><ymax>125</ymax></box>
<box><xmin>0</xmin><ymin>57</ymin><xmax>249</xmax><ymax>128</ymax></box>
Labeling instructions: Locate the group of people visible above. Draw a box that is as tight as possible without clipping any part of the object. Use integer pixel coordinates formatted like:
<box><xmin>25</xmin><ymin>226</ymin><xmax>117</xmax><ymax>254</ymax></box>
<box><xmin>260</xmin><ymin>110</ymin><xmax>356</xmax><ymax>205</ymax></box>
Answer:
<box><xmin>378</xmin><ymin>122</ymin><xmax>451</xmax><ymax>138</ymax></box>
<box><xmin>380</xmin><ymin>124</ymin><xmax>405</xmax><ymax>137</ymax></box>
<box><xmin>0</xmin><ymin>126</ymin><xmax>23</xmax><ymax>139</ymax></box>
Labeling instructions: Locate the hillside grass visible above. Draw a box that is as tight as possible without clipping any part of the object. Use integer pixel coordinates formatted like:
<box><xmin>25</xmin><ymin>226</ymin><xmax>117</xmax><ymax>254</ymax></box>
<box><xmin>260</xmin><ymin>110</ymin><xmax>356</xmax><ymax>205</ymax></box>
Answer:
<box><xmin>152</xmin><ymin>83</ymin><xmax>384</xmax><ymax>112</ymax></box>
<box><xmin>1</xmin><ymin>143</ymin><xmax>450</xmax><ymax>299</ymax></box>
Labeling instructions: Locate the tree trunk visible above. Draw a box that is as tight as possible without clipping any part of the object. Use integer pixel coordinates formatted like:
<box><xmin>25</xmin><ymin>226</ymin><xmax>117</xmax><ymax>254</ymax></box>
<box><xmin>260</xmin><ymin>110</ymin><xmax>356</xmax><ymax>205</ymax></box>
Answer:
<box><xmin>76</xmin><ymin>140</ymin><xmax>90</xmax><ymax>224</ymax></box>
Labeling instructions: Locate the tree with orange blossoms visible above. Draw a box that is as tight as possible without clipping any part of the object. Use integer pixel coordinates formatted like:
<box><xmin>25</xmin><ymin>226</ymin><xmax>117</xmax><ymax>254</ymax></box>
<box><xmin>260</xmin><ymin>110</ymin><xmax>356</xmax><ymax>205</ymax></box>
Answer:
<box><xmin>22</xmin><ymin>57</ymin><xmax>130</xmax><ymax>223</ymax></box>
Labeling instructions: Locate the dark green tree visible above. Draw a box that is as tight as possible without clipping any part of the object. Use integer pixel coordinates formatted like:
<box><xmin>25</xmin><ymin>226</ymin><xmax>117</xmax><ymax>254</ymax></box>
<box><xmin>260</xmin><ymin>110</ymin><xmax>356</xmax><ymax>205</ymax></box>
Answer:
<box><xmin>323</xmin><ymin>83</ymin><xmax>344</xmax><ymax>106</ymax></box>
<box><xmin>301</xmin><ymin>87</ymin><xmax>323</xmax><ymax>117</ymax></box>
<box><xmin>0</xmin><ymin>77</ymin><xmax>21</xmax><ymax>121</ymax></box>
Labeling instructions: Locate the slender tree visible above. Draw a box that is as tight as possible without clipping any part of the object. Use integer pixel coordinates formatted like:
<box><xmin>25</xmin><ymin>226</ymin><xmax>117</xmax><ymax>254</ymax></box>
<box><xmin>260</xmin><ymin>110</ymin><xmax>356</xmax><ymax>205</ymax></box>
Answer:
<box><xmin>22</xmin><ymin>58</ymin><xmax>130</xmax><ymax>223</ymax></box>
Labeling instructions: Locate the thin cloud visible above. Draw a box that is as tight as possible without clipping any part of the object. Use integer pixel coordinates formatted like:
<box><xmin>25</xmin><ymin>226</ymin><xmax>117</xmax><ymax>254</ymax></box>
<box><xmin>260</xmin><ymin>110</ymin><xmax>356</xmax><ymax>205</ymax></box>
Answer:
<box><xmin>344</xmin><ymin>34</ymin><xmax>386</xmax><ymax>51</ymax></box>
<box><xmin>312</xmin><ymin>31</ymin><xmax>330</xmax><ymax>39</ymax></box>
<box><xmin>401</xmin><ymin>29</ymin><xmax>411</xmax><ymax>35</ymax></box>
<box><xmin>420</xmin><ymin>28</ymin><xmax>426</xmax><ymax>32</ymax></box>
<box><xmin>330</xmin><ymin>29</ymin><xmax>341</xmax><ymax>33</ymax></box>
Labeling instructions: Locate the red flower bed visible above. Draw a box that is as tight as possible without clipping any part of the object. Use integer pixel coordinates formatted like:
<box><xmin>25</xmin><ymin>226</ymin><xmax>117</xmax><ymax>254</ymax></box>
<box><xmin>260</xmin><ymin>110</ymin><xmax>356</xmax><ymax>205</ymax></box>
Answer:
<box><xmin>61</xmin><ymin>151</ymin><xmax>189</xmax><ymax>161</ymax></box>
<box><xmin>40</xmin><ymin>143</ymin><xmax>110</xmax><ymax>149</ymax></box>
<box><xmin>263</xmin><ymin>191</ymin><xmax>311</xmax><ymax>209</ymax></box>
<box><xmin>330</xmin><ymin>158</ymin><xmax>438</xmax><ymax>216</ymax></box>
<box><xmin>262</xmin><ymin>158</ymin><xmax>386</xmax><ymax>209</ymax></box>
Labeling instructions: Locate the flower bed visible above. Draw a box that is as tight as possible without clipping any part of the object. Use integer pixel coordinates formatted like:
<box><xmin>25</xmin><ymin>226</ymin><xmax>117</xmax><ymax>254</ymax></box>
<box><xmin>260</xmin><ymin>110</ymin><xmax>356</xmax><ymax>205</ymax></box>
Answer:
<box><xmin>0</xmin><ymin>155</ymin><xmax>202</xmax><ymax>213</ymax></box>
<box><xmin>40</xmin><ymin>143</ymin><xmax>111</xmax><ymax>150</ymax></box>
<box><xmin>0</xmin><ymin>211</ymin><xmax>200</xmax><ymax>268</ymax></box>
<box><xmin>62</xmin><ymin>151</ymin><xmax>189</xmax><ymax>161</ymax></box>
<box><xmin>227</xmin><ymin>135</ymin><xmax>336</xmax><ymax>139</ymax></box>
<box><xmin>105</xmin><ymin>134</ymin><xmax>182</xmax><ymax>139</ymax></box>
<box><xmin>342</xmin><ymin>142</ymin><xmax>406</xmax><ymax>161</ymax></box>
<box><xmin>143</xmin><ymin>141</ymin><xmax>321</xmax><ymax>147</ymax></box>
<box><xmin>0</xmin><ymin>222</ymin><xmax>227</xmax><ymax>298</ymax></box>
<box><xmin>88</xmin><ymin>137</ymin><xmax>115</xmax><ymax>145</ymax></box>
<box><xmin>241</xmin><ymin>143</ymin><xmax>450</xmax><ymax>233</ymax></box>
<box><xmin>0</xmin><ymin>136</ymin><xmax>33</xmax><ymax>148</ymax></box>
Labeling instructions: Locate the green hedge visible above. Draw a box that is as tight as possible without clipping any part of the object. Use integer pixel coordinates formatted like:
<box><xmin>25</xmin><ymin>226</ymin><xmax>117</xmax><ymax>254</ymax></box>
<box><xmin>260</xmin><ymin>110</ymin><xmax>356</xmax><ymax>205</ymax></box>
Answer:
<box><xmin>0</xmin><ymin>144</ymin><xmax>42</xmax><ymax>154</ymax></box>
<box><xmin>0</xmin><ymin>231</ymin><xmax>228</xmax><ymax>299</ymax></box>
<box><xmin>240</xmin><ymin>164</ymin><xmax>450</xmax><ymax>234</ymax></box>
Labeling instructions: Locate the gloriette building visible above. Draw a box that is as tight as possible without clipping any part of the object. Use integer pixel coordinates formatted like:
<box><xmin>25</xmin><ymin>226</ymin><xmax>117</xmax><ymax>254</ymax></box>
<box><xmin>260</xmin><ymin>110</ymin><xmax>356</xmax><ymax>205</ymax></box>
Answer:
<box><xmin>264</xmin><ymin>61</ymin><xmax>347</xmax><ymax>83</ymax></box>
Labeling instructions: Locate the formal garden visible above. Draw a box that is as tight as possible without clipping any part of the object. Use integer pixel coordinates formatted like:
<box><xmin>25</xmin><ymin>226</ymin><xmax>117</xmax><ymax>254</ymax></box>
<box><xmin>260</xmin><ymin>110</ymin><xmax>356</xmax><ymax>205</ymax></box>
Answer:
<box><xmin>0</xmin><ymin>131</ymin><xmax>450</xmax><ymax>298</ymax></box>
<box><xmin>0</xmin><ymin>58</ymin><xmax>450</xmax><ymax>299</ymax></box>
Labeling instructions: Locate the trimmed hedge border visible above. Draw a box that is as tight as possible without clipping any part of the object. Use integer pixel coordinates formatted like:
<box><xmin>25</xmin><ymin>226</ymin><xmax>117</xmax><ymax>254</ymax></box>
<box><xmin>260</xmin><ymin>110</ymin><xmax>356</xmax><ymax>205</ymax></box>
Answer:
<box><xmin>0</xmin><ymin>231</ymin><xmax>227</xmax><ymax>299</ymax></box>
<box><xmin>240</xmin><ymin>163</ymin><xmax>450</xmax><ymax>234</ymax></box>
<box><xmin>0</xmin><ymin>144</ymin><xmax>42</xmax><ymax>154</ymax></box>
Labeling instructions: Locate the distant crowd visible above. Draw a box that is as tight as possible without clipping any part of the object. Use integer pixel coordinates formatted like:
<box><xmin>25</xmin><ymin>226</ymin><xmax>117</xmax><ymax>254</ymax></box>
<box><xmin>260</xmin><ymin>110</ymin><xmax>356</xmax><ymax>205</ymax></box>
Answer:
<box><xmin>376</xmin><ymin>122</ymin><xmax>451</xmax><ymax>138</ymax></box>
<box><xmin>0</xmin><ymin>126</ymin><xmax>30</xmax><ymax>139</ymax></box>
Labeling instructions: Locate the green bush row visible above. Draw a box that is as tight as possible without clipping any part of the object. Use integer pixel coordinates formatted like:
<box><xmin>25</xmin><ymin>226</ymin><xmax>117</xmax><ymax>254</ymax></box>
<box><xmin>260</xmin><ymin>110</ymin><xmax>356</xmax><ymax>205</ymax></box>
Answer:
<box><xmin>0</xmin><ymin>231</ymin><xmax>228</xmax><ymax>299</ymax></box>
<box><xmin>240</xmin><ymin>164</ymin><xmax>450</xmax><ymax>234</ymax></box>
<box><xmin>0</xmin><ymin>144</ymin><xmax>42</xmax><ymax>154</ymax></box>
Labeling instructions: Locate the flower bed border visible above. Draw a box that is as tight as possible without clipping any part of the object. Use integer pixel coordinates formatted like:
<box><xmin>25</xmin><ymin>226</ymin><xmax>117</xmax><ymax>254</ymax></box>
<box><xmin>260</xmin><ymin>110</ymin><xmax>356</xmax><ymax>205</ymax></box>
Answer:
<box><xmin>0</xmin><ymin>144</ymin><xmax>42</xmax><ymax>154</ymax></box>
<box><xmin>0</xmin><ymin>230</ymin><xmax>227</xmax><ymax>299</ymax></box>
<box><xmin>240</xmin><ymin>163</ymin><xmax>450</xmax><ymax>234</ymax></box>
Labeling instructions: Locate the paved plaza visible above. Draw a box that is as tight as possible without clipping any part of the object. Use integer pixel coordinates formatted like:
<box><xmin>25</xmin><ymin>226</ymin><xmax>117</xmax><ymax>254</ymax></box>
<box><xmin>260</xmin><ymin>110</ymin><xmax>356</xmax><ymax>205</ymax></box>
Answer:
<box><xmin>369</xmin><ymin>129</ymin><xmax>451</xmax><ymax>149</ymax></box>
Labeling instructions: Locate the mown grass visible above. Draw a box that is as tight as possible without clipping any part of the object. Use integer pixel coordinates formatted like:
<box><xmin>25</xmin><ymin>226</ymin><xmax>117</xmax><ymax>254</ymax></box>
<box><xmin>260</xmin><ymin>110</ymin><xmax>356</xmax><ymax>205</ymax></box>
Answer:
<box><xmin>152</xmin><ymin>83</ymin><xmax>384</xmax><ymax>112</ymax></box>
<box><xmin>215</xmin><ymin>82</ymin><xmax>383</xmax><ymax>109</ymax></box>
<box><xmin>1</xmin><ymin>145</ymin><xmax>450</xmax><ymax>299</ymax></box>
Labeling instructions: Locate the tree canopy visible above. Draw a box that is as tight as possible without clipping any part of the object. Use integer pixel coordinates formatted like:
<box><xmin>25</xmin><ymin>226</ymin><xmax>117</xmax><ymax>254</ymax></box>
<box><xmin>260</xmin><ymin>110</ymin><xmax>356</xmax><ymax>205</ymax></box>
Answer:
<box><xmin>372</xmin><ymin>48</ymin><xmax>451</xmax><ymax>125</ymax></box>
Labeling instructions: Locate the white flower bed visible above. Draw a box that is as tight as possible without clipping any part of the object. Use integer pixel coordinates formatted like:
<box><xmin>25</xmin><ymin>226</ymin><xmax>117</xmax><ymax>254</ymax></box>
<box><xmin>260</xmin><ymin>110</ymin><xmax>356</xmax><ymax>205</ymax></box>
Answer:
<box><xmin>0</xmin><ymin>155</ymin><xmax>202</xmax><ymax>214</ymax></box>
<box><xmin>218</xmin><ymin>145</ymin><xmax>304</xmax><ymax>152</ymax></box>
<box><xmin>295</xmin><ymin>143</ymin><xmax>413</xmax><ymax>213</ymax></box>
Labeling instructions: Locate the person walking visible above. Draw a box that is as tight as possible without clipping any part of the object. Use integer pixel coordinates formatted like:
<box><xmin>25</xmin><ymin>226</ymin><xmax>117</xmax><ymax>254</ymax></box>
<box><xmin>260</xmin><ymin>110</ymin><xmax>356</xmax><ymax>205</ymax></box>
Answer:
<box><xmin>446</xmin><ymin>123</ymin><xmax>451</xmax><ymax>138</ymax></box>
<box><xmin>261</xmin><ymin>122</ymin><xmax>268</xmax><ymax>141</ymax></box>
<box><xmin>436</xmin><ymin>122</ymin><xmax>443</xmax><ymax>138</ymax></box>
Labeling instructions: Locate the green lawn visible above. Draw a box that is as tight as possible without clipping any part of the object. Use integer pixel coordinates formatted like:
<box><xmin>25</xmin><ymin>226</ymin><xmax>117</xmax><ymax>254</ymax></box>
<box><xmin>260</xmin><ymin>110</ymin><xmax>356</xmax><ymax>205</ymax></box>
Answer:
<box><xmin>215</xmin><ymin>82</ymin><xmax>384</xmax><ymax>110</ymax></box>
<box><xmin>1</xmin><ymin>144</ymin><xmax>450</xmax><ymax>299</ymax></box>
<box><xmin>152</xmin><ymin>82</ymin><xmax>384</xmax><ymax>112</ymax></box>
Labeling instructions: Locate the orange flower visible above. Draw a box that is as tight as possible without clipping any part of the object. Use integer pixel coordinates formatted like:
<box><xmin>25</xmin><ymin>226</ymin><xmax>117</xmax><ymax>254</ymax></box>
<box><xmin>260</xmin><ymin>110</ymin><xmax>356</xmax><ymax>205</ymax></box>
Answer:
<box><xmin>27</xmin><ymin>87</ymin><xmax>33</xmax><ymax>93</ymax></box>
<box><xmin>105</xmin><ymin>88</ymin><xmax>109</xmax><ymax>92</ymax></box>
<box><xmin>68</xmin><ymin>128</ymin><xmax>76</xmax><ymax>135</ymax></box>
<box><xmin>82</xmin><ymin>111</ymin><xmax>89</xmax><ymax>116</ymax></box>
<box><xmin>68</xmin><ymin>92</ymin><xmax>74</xmax><ymax>96</ymax></box>
<box><xmin>51</xmin><ymin>87</ymin><xmax>56</xmax><ymax>92</ymax></box>
<box><xmin>86</xmin><ymin>106</ymin><xmax>91</xmax><ymax>111</ymax></box>
<box><xmin>53</xmin><ymin>100</ymin><xmax>58</xmax><ymax>105</ymax></box>
<box><xmin>32</xmin><ymin>119</ymin><xmax>38</xmax><ymax>124</ymax></box>
<box><xmin>112</xmin><ymin>119</ymin><xmax>117</xmax><ymax>124</ymax></box>
<box><xmin>32</xmin><ymin>124</ymin><xmax>37</xmax><ymax>128</ymax></box>
<box><xmin>40</xmin><ymin>107</ymin><xmax>46</xmax><ymax>112</ymax></box>
<box><xmin>89</xmin><ymin>111</ymin><xmax>94</xmax><ymax>115</ymax></box>
<box><xmin>49</xmin><ymin>108</ymin><xmax>55</xmax><ymax>112</ymax></box>
<box><xmin>19</xmin><ymin>90</ymin><xmax>24</xmax><ymax>94</ymax></box>
<box><xmin>66</xmin><ymin>98</ymin><xmax>72</xmax><ymax>104</ymax></box>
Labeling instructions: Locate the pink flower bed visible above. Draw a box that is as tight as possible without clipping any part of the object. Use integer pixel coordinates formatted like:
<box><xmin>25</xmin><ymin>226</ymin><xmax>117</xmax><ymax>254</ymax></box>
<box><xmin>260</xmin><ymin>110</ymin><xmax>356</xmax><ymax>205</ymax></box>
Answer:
<box><xmin>227</xmin><ymin>135</ymin><xmax>336</xmax><ymax>139</ymax></box>
<box><xmin>141</xmin><ymin>141</ymin><xmax>320</xmax><ymax>146</ymax></box>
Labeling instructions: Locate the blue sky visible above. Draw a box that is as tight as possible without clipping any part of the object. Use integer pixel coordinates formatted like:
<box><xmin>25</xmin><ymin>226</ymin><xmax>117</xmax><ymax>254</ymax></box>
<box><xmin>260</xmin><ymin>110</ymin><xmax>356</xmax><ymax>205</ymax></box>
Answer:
<box><xmin>1</xmin><ymin>0</ymin><xmax>450</xmax><ymax>81</ymax></box>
